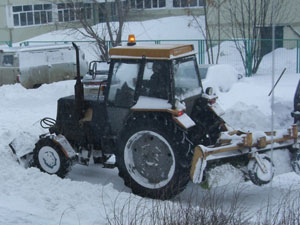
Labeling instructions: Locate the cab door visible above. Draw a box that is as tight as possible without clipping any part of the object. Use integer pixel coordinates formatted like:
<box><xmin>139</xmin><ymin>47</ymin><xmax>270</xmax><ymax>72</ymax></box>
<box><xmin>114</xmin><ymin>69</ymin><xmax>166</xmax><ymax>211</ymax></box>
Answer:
<box><xmin>106</xmin><ymin>60</ymin><xmax>141</xmax><ymax>134</ymax></box>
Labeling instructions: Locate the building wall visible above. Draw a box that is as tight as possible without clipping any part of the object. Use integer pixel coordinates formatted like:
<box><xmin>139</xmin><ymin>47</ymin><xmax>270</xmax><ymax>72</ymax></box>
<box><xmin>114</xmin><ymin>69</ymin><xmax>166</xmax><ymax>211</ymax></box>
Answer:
<box><xmin>205</xmin><ymin>0</ymin><xmax>300</xmax><ymax>42</ymax></box>
<box><xmin>1</xmin><ymin>0</ymin><xmax>205</xmax><ymax>43</ymax></box>
<box><xmin>1</xmin><ymin>0</ymin><xmax>299</xmax><ymax>45</ymax></box>
<box><xmin>0</xmin><ymin>1</ymin><xmax>10</xmax><ymax>41</ymax></box>
<box><xmin>0</xmin><ymin>0</ymin><xmax>57</xmax><ymax>43</ymax></box>
<box><xmin>0</xmin><ymin>0</ymin><xmax>93</xmax><ymax>43</ymax></box>
<box><xmin>282</xmin><ymin>2</ymin><xmax>300</xmax><ymax>41</ymax></box>
<box><xmin>127</xmin><ymin>7</ymin><xmax>203</xmax><ymax>21</ymax></box>
<box><xmin>126</xmin><ymin>0</ymin><xmax>203</xmax><ymax>21</ymax></box>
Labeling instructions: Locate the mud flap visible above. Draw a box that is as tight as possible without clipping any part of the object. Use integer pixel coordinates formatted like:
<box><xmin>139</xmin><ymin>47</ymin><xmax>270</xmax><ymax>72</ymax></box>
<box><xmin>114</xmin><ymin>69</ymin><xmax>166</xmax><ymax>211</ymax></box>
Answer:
<box><xmin>190</xmin><ymin>145</ymin><xmax>207</xmax><ymax>183</ymax></box>
<box><xmin>9</xmin><ymin>131</ymin><xmax>40</xmax><ymax>168</ymax></box>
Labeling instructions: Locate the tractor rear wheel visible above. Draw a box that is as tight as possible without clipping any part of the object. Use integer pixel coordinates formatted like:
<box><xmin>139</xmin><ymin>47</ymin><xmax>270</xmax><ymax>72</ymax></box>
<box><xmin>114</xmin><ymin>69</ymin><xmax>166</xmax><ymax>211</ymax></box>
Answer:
<box><xmin>116</xmin><ymin>117</ymin><xmax>192</xmax><ymax>199</ymax></box>
<box><xmin>33</xmin><ymin>137</ymin><xmax>72</xmax><ymax>178</ymax></box>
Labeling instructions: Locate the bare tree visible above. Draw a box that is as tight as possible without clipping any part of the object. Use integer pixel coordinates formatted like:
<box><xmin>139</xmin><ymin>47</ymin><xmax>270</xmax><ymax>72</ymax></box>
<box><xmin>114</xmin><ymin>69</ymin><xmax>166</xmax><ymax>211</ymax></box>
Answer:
<box><xmin>223</xmin><ymin>0</ymin><xmax>288</xmax><ymax>76</ymax></box>
<box><xmin>52</xmin><ymin>0</ymin><xmax>130</xmax><ymax>61</ymax></box>
<box><xmin>188</xmin><ymin>0</ymin><xmax>226</xmax><ymax>64</ymax></box>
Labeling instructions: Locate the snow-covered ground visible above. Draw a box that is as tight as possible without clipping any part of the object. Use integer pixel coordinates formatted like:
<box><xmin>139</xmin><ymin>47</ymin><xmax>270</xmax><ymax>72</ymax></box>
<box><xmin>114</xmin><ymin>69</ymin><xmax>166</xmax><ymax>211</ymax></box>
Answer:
<box><xmin>24</xmin><ymin>16</ymin><xmax>205</xmax><ymax>62</ymax></box>
<box><xmin>1</xmin><ymin>16</ymin><xmax>300</xmax><ymax>224</ymax></box>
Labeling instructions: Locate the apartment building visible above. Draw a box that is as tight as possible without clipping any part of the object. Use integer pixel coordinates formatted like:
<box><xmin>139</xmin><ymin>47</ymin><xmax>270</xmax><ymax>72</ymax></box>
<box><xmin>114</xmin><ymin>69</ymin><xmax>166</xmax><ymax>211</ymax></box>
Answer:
<box><xmin>0</xmin><ymin>0</ymin><xmax>204</xmax><ymax>43</ymax></box>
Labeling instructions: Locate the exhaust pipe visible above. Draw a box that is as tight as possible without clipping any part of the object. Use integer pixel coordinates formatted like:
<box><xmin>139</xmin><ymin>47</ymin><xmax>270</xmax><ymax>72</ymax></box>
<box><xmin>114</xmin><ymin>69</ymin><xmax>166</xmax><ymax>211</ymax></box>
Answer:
<box><xmin>72</xmin><ymin>42</ymin><xmax>84</xmax><ymax>120</ymax></box>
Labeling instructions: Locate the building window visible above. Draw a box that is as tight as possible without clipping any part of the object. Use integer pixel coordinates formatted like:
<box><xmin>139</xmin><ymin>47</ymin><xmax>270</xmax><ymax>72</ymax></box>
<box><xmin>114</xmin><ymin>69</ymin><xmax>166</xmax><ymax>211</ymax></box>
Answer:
<box><xmin>12</xmin><ymin>4</ymin><xmax>53</xmax><ymax>27</ymax></box>
<box><xmin>130</xmin><ymin>0</ymin><xmax>166</xmax><ymax>9</ymax></box>
<box><xmin>189</xmin><ymin>0</ymin><xmax>198</xmax><ymax>6</ymax></box>
<box><xmin>136</xmin><ymin>0</ymin><xmax>143</xmax><ymax>9</ymax></box>
<box><xmin>130</xmin><ymin>0</ymin><xmax>136</xmax><ymax>8</ymax></box>
<box><xmin>145</xmin><ymin>1</ymin><xmax>151</xmax><ymax>8</ymax></box>
<box><xmin>99</xmin><ymin>2</ymin><xmax>118</xmax><ymax>22</ymax></box>
<box><xmin>173</xmin><ymin>0</ymin><xmax>203</xmax><ymax>7</ymax></box>
<box><xmin>159</xmin><ymin>0</ymin><xmax>166</xmax><ymax>7</ymax></box>
<box><xmin>57</xmin><ymin>2</ymin><xmax>92</xmax><ymax>22</ymax></box>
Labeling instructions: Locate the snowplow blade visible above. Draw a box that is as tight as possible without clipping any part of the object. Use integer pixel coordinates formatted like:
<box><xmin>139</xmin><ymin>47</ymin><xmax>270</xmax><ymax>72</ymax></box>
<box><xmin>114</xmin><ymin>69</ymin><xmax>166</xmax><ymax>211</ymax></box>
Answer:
<box><xmin>190</xmin><ymin>125</ymin><xmax>299</xmax><ymax>183</ymax></box>
<box><xmin>9</xmin><ymin>131</ymin><xmax>40</xmax><ymax>168</ymax></box>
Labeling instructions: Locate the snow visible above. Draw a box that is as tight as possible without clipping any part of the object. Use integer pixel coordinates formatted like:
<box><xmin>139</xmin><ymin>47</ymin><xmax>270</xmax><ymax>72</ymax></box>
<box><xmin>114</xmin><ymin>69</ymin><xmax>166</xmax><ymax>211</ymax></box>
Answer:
<box><xmin>5</xmin><ymin>44</ymin><xmax>73</xmax><ymax>52</ymax></box>
<box><xmin>0</xmin><ymin>16</ymin><xmax>300</xmax><ymax>224</ymax></box>
<box><xmin>19</xmin><ymin>47</ymin><xmax>75</xmax><ymax>68</ymax></box>
<box><xmin>216</xmin><ymin>72</ymin><xmax>298</xmax><ymax>131</ymax></box>
<box><xmin>203</xmin><ymin>64</ymin><xmax>239</xmax><ymax>93</ymax></box>
<box><xmin>24</xmin><ymin>16</ymin><xmax>204</xmax><ymax>62</ymax></box>
<box><xmin>174</xmin><ymin>113</ymin><xmax>196</xmax><ymax>129</ymax></box>
<box><xmin>207</xmin><ymin>164</ymin><xmax>245</xmax><ymax>187</ymax></box>
<box><xmin>26</xmin><ymin>16</ymin><xmax>203</xmax><ymax>42</ymax></box>
<box><xmin>132</xmin><ymin>96</ymin><xmax>172</xmax><ymax>109</ymax></box>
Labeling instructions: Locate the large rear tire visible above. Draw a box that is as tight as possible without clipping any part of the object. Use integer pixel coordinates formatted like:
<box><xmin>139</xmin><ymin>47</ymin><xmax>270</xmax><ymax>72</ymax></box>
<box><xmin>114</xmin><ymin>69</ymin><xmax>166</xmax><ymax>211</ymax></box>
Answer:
<box><xmin>116</xmin><ymin>117</ymin><xmax>192</xmax><ymax>199</ymax></box>
<box><xmin>33</xmin><ymin>137</ymin><xmax>72</xmax><ymax>178</ymax></box>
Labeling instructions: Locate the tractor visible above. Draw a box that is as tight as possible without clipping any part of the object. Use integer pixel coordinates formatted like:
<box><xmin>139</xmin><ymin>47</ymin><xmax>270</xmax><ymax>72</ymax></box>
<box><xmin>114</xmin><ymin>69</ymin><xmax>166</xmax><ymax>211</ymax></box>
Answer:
<box><xmin>10</xmin><ymin>36</ymin><xmax>300</xmax><ymax>200</ymax></box>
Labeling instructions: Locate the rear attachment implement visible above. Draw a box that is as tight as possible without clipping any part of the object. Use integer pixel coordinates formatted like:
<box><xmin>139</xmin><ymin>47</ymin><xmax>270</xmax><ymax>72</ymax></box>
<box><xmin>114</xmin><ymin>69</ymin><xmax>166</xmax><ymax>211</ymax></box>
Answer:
<box><xmin>191</xmin><ymin>125</ymin><xmax>300</xmax><ymax>185</ymax></box>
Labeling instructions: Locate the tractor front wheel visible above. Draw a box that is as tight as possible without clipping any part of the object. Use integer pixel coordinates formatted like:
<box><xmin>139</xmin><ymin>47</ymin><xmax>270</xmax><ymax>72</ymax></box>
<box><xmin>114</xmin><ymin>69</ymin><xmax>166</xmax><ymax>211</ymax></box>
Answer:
<box><xmin>33</xmin><ymin>137</ymin><xmax>71</xmax><ymax>178</ymax></box>
<box><xmin>248</xmin><ymin>154</ymin><xmax>274</xmax><ymax>186</ymax></box>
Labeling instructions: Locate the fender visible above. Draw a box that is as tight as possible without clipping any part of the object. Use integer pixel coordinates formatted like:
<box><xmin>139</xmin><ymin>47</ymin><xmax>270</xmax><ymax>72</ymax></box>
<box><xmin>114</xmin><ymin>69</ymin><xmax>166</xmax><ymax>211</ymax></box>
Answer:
<box><xmin>131</xmin><ymin>96</ymin><xmax>196</xmax><ymax>130</ymax></box>
<box><xmin>52</xmin><ymin>135</ymin><xmax>77</xmax><ymax>159</ymax></box>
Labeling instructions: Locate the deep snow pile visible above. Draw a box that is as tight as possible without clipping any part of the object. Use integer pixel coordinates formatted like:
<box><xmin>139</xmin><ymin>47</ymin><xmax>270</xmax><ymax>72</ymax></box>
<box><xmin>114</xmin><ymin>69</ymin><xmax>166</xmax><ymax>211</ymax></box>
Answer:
<box><xmin>216</xmin><ymin>72</ymin><xmax>296</xmax><ymax>131</ymax></box>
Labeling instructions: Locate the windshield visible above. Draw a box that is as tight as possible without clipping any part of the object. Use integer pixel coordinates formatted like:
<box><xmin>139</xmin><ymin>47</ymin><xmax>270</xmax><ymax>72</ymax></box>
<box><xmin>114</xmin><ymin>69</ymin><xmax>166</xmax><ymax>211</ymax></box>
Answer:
<box><xmin>140</xmin><ymin>61</ymin><xmax>169</xmax><ymax>99</ymax></box>
<box><xmin>173</xmin><ymin>56</ymin><xmax>202</xmax><ymax>100</ymax></box>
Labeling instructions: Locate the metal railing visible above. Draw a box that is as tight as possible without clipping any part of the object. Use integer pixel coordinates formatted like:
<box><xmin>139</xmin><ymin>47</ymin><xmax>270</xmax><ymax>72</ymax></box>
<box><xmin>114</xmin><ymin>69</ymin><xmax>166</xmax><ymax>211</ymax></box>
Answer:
<box><xmin>0</xmin><ymin>41</ymin><xmax>12</xmax><ymax>47</ymax></box>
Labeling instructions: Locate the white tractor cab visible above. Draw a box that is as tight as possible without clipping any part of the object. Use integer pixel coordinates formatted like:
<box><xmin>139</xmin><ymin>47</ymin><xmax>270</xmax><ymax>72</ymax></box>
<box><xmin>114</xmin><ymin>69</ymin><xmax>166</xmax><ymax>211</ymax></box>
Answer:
<box><xmin>0</xmin><ymin>44</ymin><xmax>88</xmax><ymax>88</ymax></box>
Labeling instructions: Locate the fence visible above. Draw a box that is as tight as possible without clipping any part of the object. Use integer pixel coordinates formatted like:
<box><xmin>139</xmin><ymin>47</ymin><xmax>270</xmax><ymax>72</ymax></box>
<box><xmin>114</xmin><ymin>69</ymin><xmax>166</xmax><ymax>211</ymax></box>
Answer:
<box><xmin>0</xmin><ymin>41</ymin><xmax>12</xmax><ymax>47</ymax></box>
<box><xmin>150</xmin><ymin>39</ymin><xmax>300</xmax><ymax>76</ymax></box>
<box><xmin>1</xmin><ymin>39</ymin><xmax>300</xmax><ymax>76</ymax></box>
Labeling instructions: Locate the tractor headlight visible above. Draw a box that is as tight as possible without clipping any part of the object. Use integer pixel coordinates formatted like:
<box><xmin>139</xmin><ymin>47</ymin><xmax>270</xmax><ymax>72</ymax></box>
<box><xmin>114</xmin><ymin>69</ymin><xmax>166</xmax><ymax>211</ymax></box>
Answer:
<box><xmin>205</xmin><ymin>87</ymin><xmax>213</xmax><ymax>95</ymax></box>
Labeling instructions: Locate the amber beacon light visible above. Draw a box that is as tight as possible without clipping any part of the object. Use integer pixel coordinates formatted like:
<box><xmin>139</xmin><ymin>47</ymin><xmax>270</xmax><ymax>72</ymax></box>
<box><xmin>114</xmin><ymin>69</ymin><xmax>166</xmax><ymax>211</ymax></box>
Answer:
<box><xmin>127</xmin><ymin>34</ymin><xmax>136</xmax><ymax>46</ymax></box>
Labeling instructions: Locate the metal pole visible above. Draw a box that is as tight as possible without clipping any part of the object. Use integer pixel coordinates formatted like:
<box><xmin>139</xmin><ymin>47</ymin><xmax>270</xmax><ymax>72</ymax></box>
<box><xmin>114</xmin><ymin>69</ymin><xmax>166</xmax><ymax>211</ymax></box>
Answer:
<box><xmin>201</xmin><ymin>40</ymin><xmax>205</xmax><ymax>64</ymax></box>
<box><xmin>297</xmin><ymin>40</ymin><xmax>299</xmax><ymax>73</ymax></box>
<box><xmin>269</xmin><ymin>0</ymin><xmax>276</xmax><ymax>221</ymax></box>
<box><xmin>198</xmin><ymin>40</ymin><xmax>205</xmax><ymax>64</ymax></box>
<box><xmin>198</xmin><ymin>40</ymin><xmax>201</xmax><ymax>64</ymax></box>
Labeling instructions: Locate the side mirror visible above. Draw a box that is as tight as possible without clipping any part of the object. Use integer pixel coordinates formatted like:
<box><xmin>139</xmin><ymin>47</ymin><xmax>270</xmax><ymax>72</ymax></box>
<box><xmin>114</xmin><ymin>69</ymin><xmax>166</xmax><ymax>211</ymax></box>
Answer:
<box><xmin>88</xmin><ymin>61</ymin><xmax>109</xmax><ymax>79</ymax></box>
<box><xmin>91</xmin><ymin>62</ymin><xmax>97</xmax><ymax>79</ymax></box>
<box><xmin>88</xmin><ymin>61</ymin><xmax>98</xmax><ymax>79</ymax></box>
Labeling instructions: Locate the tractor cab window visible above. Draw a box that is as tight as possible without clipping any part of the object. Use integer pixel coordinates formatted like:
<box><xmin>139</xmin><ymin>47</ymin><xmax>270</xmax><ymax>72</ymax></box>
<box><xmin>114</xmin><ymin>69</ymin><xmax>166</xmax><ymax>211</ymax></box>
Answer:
<box><xmin>108</xmin><ymin>62</ymin><xmax>139</xmax><ymax>107</ymax></box>
<box><xmin>141</xmin><ymin>61</ymin><xmax>169</xmax><ymax>99</ymax></box>
<box><xmin>173</xmin><ymin>57</ymin><xmax>202</xmax><ymax>100</ymax></box>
